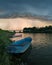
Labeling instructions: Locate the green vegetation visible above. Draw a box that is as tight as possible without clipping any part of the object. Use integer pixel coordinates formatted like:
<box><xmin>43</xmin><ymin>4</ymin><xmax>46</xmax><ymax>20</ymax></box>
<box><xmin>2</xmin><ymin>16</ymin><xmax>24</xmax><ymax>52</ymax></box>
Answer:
<box><xmin>23</xmin><ymin>26</ymin><xmax>52</xmax><ymax>33</ymax></box>
<box><xmin>0</xmin><ymin>29</ymin><xmax>15</xmax><ymax>65</ymax></box>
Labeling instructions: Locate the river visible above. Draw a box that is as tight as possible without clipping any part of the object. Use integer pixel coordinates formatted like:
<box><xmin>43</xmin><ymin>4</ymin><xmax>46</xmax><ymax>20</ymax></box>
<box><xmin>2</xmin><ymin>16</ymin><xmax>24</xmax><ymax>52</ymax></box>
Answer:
<box><xmin>11</xmin><ymin>33</ymin><xmax>52</xmax><ymax>65</ymax></box>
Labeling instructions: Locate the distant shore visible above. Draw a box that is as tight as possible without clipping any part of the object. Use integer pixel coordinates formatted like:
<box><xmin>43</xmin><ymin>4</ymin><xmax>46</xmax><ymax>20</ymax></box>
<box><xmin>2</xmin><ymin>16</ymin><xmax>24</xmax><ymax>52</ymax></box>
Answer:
<box><xmin>23</xmin><ymin>26</ymin><xmax>52</xmax><ymax>33</ymax></box>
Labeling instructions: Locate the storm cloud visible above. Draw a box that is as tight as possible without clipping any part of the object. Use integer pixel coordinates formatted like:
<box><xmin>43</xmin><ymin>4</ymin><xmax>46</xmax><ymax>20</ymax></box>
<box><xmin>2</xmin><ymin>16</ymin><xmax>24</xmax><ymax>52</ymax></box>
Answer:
<box><xmin>0</xmin><ymin>0</ymin><xmax>52</xmax><ymax>20</ymax></box>
<box><xmin>0</xmin><ymin>0</ymin><xmax>52</xmax><ymax>30</ymax></box>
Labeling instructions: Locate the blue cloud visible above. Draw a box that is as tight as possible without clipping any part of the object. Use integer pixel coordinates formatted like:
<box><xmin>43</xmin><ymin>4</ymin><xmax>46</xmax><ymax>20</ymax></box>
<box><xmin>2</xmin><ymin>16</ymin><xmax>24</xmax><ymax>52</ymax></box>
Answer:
<box><xmin>0</xmin><ymin>0</ymin><xmax>52</xmax><ymax>20</ymax></box>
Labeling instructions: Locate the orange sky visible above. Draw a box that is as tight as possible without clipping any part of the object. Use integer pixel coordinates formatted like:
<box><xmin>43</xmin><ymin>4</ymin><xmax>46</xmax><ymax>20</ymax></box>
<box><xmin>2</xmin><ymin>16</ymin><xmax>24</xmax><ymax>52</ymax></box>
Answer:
<box><xmin>0</xmin><ymin>18</ymin><xmax>52</xmax><ymax>30</ymax></box>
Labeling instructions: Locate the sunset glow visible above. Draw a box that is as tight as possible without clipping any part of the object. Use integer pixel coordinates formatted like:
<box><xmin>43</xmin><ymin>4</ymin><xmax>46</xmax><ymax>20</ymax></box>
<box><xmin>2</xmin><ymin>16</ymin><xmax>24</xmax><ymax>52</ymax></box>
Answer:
<box><xmin>0</xmin><ymin>18</ymin><xmax>52</xmax><ymax>30</ymax></box>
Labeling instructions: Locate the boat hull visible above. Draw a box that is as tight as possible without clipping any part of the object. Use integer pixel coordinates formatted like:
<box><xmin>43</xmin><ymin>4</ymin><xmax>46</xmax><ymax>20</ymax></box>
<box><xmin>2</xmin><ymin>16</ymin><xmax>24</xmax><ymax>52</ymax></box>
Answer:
<box><xmin>7</xmin><ymin>37</ymin><xmax>32</xmax><ymax>54</ymax></box>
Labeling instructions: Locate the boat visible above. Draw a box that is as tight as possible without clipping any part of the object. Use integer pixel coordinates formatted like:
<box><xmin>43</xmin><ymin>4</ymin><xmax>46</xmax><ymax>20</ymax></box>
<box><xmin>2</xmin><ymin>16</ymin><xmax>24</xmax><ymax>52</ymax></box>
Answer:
<box><xmin>7</xmin><ymin>37</ymin><xmax>32</xmax><ymax>54</ymax></box>
<box><xmin>13</xmin><ymin>33</ymin><xmax>22</xmax><ymax>38</ymax></box>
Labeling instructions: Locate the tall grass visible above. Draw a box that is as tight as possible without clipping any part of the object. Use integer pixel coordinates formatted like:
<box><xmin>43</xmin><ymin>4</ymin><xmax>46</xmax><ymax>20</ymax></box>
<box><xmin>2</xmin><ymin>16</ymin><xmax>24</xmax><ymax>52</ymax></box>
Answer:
<box><xmin>0</xmin><ymin>29</ymin><xmax>13</xmax><ymax>65</ymax></box>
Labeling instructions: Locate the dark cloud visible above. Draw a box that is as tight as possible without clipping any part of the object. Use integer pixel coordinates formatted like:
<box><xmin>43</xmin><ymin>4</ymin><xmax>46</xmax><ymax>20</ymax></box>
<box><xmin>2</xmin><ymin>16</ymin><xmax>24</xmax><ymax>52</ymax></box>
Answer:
<box><xmin>0</xmin><ymin>0</ymin><xmax>52</xmax><ymax>20</ymax></box>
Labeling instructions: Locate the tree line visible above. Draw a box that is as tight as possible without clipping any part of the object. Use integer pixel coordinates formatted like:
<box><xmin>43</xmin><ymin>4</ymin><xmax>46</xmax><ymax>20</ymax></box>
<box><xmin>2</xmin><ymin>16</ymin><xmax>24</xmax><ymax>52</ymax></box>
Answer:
<box><xmin>23</xmin><ymin>26</ymin><xmax>52</xmax><ymax>33</ymax></box>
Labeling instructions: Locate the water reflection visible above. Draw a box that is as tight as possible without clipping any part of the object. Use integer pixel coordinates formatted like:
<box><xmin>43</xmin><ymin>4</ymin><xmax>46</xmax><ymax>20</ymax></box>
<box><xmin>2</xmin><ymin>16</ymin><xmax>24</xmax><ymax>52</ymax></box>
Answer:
<box><xmin>9</xmin><ymin>43</ymin><xmax>32</xmax><ymax>65</ymax></box>
<box><xmin>10</xmin><ymin>33</ymin><xmax>52</xmax><ymax>65</ymax></box>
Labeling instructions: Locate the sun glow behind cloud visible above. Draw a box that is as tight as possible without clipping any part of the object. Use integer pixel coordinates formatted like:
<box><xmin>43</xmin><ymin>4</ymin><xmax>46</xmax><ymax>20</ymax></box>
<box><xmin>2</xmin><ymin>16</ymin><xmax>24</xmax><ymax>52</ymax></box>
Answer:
<box><xmin>0</xmin><ymin>18</ymin><xmax>52</xmax><ymax>30</ymax></box>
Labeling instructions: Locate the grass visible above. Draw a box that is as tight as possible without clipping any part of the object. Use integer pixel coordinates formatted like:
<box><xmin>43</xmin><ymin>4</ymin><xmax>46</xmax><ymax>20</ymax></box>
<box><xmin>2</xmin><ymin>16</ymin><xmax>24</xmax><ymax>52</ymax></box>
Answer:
<box><xmin>0</xmin><ymin>29</ymin><xmax>14</xmax><ymax>65</ymax></box>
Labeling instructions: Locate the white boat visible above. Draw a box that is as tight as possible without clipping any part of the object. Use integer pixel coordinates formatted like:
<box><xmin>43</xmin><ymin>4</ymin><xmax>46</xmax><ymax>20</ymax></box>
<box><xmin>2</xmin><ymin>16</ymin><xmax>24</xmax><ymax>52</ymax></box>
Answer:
<box><xmin>13</xmin><ymin>33</ymin><xmax>22</xmax><ymax>37</ymax></box>
<box><xmin>7</xmin><ymin>37</ymin><xmax>32</xmax><ymax>54</ymax></box>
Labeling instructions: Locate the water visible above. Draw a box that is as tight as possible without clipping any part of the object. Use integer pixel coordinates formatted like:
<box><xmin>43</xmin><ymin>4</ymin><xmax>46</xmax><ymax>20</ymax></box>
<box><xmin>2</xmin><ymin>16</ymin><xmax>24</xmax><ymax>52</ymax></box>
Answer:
<box><xmin>11</xmin><ymin>33</ymin><xmax>52</xmax><ymax>65</ymax></box>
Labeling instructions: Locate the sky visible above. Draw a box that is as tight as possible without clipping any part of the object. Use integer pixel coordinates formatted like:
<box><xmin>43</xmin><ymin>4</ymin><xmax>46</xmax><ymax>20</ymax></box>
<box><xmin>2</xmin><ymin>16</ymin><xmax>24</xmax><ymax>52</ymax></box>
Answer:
<box><xmin>0</xmin><ymin>0</ymin><xmax>52</xmax><ymax>30</ymax></box>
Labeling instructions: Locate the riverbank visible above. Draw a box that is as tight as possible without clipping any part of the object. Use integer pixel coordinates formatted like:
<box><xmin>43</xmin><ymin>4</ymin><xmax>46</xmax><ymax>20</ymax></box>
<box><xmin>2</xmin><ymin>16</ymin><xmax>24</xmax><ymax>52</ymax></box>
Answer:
<box><xmin>0</xmin><ymin>29</ymin><xmax>15</xmax><ymax>65</ymax></box>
